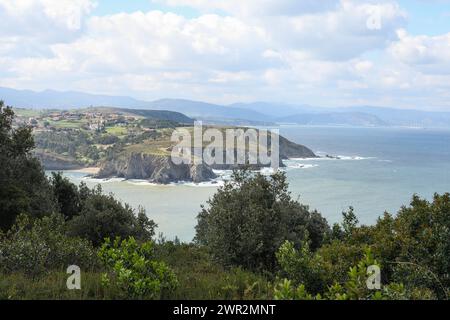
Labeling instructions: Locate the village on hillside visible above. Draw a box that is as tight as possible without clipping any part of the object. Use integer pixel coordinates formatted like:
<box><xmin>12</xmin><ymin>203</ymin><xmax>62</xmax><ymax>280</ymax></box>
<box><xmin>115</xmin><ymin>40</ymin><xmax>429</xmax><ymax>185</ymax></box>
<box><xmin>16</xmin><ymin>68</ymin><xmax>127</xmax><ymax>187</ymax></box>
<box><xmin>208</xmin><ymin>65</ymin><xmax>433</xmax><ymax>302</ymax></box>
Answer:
<box><xmin>13</xmin><ymin>108</ymin><xmax>139</xmax><ymax>132</ymax></box>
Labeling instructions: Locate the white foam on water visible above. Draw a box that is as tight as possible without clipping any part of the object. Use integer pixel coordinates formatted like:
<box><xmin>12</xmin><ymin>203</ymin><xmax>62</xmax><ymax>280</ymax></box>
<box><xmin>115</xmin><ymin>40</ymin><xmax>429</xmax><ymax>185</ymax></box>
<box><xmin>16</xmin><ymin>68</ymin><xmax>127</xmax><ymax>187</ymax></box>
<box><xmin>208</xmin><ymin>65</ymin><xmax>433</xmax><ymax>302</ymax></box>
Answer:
<box><xmin>180</xmin><ymin>180</ymin><xmax>226</xmax><ymax>188</ymax></box>
<box><xmin>285</xmin><ymin>163</ymin><xmax>319</xmax><ymax>170</ymax></box>
<box><xmin>82</xmin><ymin>177</ymin><xmax>126</xmax><ymax>184</ymax></box>
<box><xmin>126</xmin><ymin>179</ymin><xmax>162</xmax><ymax>187</ymax></box>
<box><xmin>289</xmin><ymin>155</ymin><xmax>374</xmax><ymax>161</ymax></box>
<box><xmin>336</xmin><ymin>155</ymin><xmax>375</xmax><ymax>161</ymax></box>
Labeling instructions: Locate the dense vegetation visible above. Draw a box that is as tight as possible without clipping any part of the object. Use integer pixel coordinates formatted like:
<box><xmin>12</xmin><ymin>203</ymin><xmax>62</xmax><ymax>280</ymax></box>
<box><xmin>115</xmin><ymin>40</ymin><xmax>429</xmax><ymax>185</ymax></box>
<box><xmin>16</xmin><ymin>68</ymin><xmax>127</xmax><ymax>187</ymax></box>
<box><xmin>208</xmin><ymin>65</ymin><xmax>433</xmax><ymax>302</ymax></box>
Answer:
<box><xmin>34</xmin><ymin>122</ymin><xmax>168</xmax><ymax>167</ymax></box>
<box><xmin>195</xmin><ymin>170</ymin><xmax>329</xmax><ymax>272</ymax></box>
<box><xmin>0</xmin><ymin>102</ymin><xmax>448</xmax><ymax>300</ymax></box>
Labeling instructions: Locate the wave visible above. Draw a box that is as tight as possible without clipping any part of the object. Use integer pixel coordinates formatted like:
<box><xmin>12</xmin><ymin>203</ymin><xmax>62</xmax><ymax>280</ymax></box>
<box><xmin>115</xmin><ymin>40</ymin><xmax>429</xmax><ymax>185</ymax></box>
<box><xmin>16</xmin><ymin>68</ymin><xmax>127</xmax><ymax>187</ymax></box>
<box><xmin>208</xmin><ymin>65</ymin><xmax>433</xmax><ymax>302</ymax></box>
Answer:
<box><xmin>176</xmin><ymin>180</ymin><xmax>226</xmax><ymax>188</ymax></box>
<box><xmin>336</xmin><ymin>155</ymin><xmax>375</xmax><ymax>161</ymax></box>
<box><xmin>284</xmin><ymin>163</ymin><xmax>319</xmax><ymax>170</ymax></box>
<box><xmin>126</xmin><ymin>179</ymin><xmax>163</xmax><ymax>187</ymax></box>
<box><xmin>81</xmin><ymin>177</ymin><xmax>126</xmax><ymax>183</ymax></box>
<box><xmin>289</xmin><ymin>154</ymin><xmax>374</xmax><ymax>161</ymax></box>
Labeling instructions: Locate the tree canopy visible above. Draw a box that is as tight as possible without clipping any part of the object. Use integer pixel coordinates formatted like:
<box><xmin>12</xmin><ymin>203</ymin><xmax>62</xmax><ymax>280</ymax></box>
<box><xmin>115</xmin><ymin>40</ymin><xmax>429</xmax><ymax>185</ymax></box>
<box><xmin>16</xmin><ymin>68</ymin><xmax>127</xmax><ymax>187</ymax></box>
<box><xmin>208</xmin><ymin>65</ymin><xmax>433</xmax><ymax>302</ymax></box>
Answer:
<box><xmin>195</xmin><ymin>169</ymin><xmax>330</xmax><ymax>272</ymax></box>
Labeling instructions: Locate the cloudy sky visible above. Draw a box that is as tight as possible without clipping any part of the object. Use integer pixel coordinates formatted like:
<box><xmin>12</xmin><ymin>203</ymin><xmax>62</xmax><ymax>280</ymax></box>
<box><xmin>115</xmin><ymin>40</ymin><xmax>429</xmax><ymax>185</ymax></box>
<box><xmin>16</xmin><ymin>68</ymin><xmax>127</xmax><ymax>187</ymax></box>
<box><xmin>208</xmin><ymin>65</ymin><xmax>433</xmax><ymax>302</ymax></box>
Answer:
<box><xmin>1</xmin><ymin>0</ymin><xmax>450</xmax><ymax>110</ymax></box>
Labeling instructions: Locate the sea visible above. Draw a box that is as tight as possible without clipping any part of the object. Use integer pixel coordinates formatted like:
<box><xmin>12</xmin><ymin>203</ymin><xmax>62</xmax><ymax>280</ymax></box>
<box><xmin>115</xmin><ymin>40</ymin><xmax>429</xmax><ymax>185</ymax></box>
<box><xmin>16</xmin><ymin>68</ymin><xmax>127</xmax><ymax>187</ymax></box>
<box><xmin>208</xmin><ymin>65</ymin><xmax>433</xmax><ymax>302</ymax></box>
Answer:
<box><xmin>60</xmin><ymin>125</ymin><xmax>450</xmax><ymax>241</ymax></box>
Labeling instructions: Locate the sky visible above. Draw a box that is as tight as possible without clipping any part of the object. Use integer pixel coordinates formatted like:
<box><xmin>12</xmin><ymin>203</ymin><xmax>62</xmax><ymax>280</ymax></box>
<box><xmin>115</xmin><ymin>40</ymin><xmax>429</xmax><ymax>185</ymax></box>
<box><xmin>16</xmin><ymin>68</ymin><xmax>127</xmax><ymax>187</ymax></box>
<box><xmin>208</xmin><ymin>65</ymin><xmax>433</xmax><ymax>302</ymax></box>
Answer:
<box><xmin>1</xmin><ymin>1</ymin><xmax>450</xmax><ymax>110</ymax></box>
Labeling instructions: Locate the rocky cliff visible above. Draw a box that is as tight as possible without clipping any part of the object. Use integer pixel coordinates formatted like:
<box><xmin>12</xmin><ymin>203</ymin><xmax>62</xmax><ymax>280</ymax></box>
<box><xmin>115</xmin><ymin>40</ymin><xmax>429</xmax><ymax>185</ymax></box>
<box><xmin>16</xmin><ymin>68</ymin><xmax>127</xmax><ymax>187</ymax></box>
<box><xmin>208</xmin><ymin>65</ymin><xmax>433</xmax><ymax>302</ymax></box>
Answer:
<box><xmin>279</xmin><ymin>135</ymin><xmax>317</xmax><ymax>159</ymax></box>
<box><xmin>96</xmin><ymin>153</ymin><xmax>216</xmax><ymax>184</ymax></box>
<box><xmin>35</xmin><ymin>150</ymin><xmax>84</xmax><ymax>171</ymax></box>
<box><xmin>95</xmin><ymin>134</ymin><xmax>316</xmax><ymax>183</ymax></box>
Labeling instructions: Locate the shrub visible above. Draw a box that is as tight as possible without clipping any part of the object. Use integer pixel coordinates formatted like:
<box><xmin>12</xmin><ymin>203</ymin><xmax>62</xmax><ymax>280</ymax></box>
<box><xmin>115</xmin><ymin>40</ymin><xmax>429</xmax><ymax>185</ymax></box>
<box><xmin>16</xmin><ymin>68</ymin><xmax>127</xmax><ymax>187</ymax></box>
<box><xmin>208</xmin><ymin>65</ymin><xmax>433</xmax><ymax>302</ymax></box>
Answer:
<box><xmin>274</xmin><ymin>249</ymin><xmax>412</xmax><ymax>300</ymax></box>
<box><xmin>195</xmin><ymin>170</ymin><xmax>329</xmax><ymax>272</ymax></box>
<box><xmin>334</xmin><ymin>194</ymin><xmax>450</xmax><ymax>299</ymax></box>
<box><xmin>276</xmin><ymin>239</ymin><xmax>328</xmax><ymax>294</ymax></box>
<box><xmin>67</xmin><ymin>185</ymin><xmax>156</xmax><ymax>246</ymax></box>
<box><xmin>0</xmin><ymin>214</ymin><xmax>98</xmax><ymax>277</ymax></box>
<box><xmin>98</xmin><ymin>237</ymin><xmax>178</xmax><ymax>299</ymax></box>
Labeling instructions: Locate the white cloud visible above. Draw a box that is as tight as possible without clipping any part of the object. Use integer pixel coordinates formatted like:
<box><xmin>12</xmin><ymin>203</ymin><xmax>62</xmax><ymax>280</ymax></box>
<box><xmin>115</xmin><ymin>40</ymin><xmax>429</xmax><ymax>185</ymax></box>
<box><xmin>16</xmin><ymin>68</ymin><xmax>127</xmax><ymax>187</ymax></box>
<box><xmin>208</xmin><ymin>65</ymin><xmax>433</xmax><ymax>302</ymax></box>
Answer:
<box><xmin>0</xmin><ymin>0</ymin><xmax>94</xmax><ymax>39</ymax></box>
<box><xmin>0</xmin><ymin>0</ymin><xmax>449</xmax><ymax>109</ymax></box>
<box><xmin>389</xmin><ymin>30</ymin><xmax>450</xmax><ymax>74</ymax></box>
<box><xmin>155</xmin><ymin>0</ymin><xmax>340</xmax><ymax>16</ymax></box>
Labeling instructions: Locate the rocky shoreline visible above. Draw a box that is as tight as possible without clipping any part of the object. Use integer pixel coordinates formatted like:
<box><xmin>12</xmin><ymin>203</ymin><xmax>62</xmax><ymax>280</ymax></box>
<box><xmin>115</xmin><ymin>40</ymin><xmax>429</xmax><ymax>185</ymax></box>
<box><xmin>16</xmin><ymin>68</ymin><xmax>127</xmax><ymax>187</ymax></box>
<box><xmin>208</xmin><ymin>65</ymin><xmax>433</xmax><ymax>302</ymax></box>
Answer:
<box><xmin>93</xmin><ymin>135</ymin><xmax>317</xmax><ymax>184</ymax></box>
<box><xmin>95</xmin><ymin>153</ymin><xmax>216</xmax><ymax>184</ymax></box>
<box><xmin>38</xmin><ymin>132</ymin><xmax>317</xmax><ymax>184</ymax></box>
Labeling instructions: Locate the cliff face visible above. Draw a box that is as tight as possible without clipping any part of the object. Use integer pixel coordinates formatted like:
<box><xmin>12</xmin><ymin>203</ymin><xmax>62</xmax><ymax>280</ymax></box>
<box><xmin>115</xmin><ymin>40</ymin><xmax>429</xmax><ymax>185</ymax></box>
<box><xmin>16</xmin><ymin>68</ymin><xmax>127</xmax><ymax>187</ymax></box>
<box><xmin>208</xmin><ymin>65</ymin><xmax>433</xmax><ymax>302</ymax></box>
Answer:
<box><xmin>95</xmin><ymin>135</ymin><xmax>316</xmax><ymax>183</ymax></box>
<box><xmin>35</xmin><ymin>151</ymin><xmax>83</xmax><ymax>170</ymax></box>
<box><xmin>279</xmin><ymin>136</ymin><xmax>317</xmax><ymax>159</ymax></box>
<box><xmin>96</xmin><ymin>153</ymin><xmax>216</xmax><ymax>184</ymax></box>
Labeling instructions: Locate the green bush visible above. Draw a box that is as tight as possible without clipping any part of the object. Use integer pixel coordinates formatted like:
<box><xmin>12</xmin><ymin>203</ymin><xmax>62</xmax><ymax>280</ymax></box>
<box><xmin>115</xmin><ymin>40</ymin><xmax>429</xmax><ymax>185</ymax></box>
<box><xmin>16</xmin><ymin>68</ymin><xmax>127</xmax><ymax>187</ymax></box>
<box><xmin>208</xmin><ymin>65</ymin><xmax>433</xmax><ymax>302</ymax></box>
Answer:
<box><xmin>276</xmin><ymin>239</ymin><xmax>328</xmax><ymax>294</ymax></box>
<box><xmin>67</xmin><ymin>186</ymin><xmax>156</xmax><ymax>247</ymax></box>
<box><xmin>195</xmin><ymin>170</ymin><xmax>329</xmax><ymax>272</ymax></box>
<box><xmin>274</xmin><ymin>249</ymin><xmax>412</xmax><ymax>300</ymax></box>
<box><xmin>0</xmin><ymin>214</ymin><xmax>98</xmax><ymax>277</ymax></box>
<box><xmin>333</xmin><ymin>194</ymin><xmax>450</xmax><ymax>299</ymax></box>
<box><xmin>98</xmin><ymin>237</ymin><xmax>178</xmax><ymax>299</ymax></box>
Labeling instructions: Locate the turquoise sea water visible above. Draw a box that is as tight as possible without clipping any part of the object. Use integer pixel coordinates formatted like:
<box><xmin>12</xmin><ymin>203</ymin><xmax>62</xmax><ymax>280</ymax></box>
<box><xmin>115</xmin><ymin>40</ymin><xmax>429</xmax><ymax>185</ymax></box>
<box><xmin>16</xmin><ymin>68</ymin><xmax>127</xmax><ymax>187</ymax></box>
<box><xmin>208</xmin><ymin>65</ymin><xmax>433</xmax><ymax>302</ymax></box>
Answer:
<box><xmin>62</xmin><ymin>126</ymin><xmax>450</xmax><ymax>241</ymax></box>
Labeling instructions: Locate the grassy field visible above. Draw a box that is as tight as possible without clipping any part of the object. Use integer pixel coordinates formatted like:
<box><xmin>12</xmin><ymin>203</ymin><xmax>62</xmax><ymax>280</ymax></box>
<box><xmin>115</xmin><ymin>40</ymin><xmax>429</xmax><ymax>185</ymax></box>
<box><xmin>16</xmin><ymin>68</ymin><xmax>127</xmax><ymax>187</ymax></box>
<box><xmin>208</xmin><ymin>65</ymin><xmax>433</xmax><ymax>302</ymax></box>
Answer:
<box><xmin>49</xmin><ymin>120</ymin><xmax>87</xmax><ymax>129</ymax></box>
<box><xmin>105</xmin><ymin>126</ymin><xmax>128</xmax><ymax>136</ymax></box>
<box><xmin>14</xmin><ymin>108</ymin><xmax>41</xmax><ymax>117</ymax></box>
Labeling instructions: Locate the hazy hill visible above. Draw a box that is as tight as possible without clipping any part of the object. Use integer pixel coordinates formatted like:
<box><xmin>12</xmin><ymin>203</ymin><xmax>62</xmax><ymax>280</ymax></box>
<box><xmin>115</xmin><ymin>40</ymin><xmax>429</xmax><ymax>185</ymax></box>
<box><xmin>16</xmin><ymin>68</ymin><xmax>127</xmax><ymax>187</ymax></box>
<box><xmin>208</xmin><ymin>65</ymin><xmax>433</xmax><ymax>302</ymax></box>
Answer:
<box><xmin>277</xmin><ymin>112</ymin><xmax>387</xmax><ymax>126</ymax></box>
<box><xmin>0</xmin><ymin>87</ymin><xmax>143</xmax><ymax>109</ymax></box>
<box><xmin>0</xmin><ymin>87</ymin><xmax>271</xmax><ymax>124</ymax></box>
<box><xmin>114</xmin><ymin>108</ymin><xmax>194</xmax><ymax>124</ymax></box>
<box><xmin>229</xmin><ymin>102</ymin><xmax>325</xmax><ymax>117</ymax></box>
<box><xmin>349</xmin><ymin>106</ymin><xmax>450</xmax><ymax>128</ymax></box>
<box><xmin>2</xmin><ymin>86</ymin><xmax>450</xmax><ymax>128</ymax></box>
<box><xmin>147</xmin><ymin>99</ymin><xmax>272</xmax><ymax>122</ymax></box>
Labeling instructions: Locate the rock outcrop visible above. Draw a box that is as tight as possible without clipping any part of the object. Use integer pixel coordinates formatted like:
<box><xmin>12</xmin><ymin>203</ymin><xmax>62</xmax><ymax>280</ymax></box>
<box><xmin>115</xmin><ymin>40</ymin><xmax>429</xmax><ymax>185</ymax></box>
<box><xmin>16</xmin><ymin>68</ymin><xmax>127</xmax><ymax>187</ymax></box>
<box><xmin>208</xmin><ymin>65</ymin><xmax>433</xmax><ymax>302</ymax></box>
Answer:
<box><xmin>96</xmin><ymin>153</ymin><xmax>217</xmax><ymax>184</ymax></box>
<box><xmin>35</xmin><ymin>151</ymin><xmax>84</xmax><ymax>170</ymax></box>
<box><xmin>95</xmin><ymin>134</ymin><xmax>316</xmax><ymax>183</ymax></box>
<box><xmin>279</xmin><ymin>136</ymin><xmax>317</xmax><ymax>159</ymax></box>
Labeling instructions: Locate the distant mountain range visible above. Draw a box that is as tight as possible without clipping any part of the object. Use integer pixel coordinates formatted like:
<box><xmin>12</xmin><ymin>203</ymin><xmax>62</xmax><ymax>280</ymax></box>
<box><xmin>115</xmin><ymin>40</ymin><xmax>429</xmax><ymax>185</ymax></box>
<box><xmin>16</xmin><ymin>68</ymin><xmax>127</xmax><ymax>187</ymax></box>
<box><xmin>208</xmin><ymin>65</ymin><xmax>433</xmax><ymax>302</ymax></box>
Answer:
<box><xmin>2</xmin><ymin>86</ymin><xmax>450</xmax><ymax>128</ymax></box>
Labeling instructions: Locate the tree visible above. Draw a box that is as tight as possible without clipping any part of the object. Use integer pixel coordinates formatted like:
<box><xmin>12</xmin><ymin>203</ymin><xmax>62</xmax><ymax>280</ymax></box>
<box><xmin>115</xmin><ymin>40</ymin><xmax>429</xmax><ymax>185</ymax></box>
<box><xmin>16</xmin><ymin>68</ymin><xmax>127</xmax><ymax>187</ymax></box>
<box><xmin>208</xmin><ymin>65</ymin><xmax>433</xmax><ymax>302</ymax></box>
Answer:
<box><xmin>51</xmin><ymin>172</ymin><xmax>81</xmax><ymax>220</ymax></box>
<box><xmin>0</xmin><ymin>102</ymin><xmax>55</xmax><ymax>231</ymax></box>
<box><xmin>315</xmin><ymin>193</ymin><xmax>450</xmax><ymax>299</ymax></box>
<box><xmin>67</xmin><ymin>185</ymin><xmax>156</xmax><ymax>246</ymax></box>
<box><xmin>50</xmin><ymin>172</ymin><xmax>158</xmax><ymax>247</ymax></box>
<box><xmin>379</xmin><ymin>194</ymin><xmax>450</xmax><ymax>299</ymax></box>
<box><xmin>195</xmin><ymin>170</ymin><xmax>330</xmax><ymax>272</ymax></box>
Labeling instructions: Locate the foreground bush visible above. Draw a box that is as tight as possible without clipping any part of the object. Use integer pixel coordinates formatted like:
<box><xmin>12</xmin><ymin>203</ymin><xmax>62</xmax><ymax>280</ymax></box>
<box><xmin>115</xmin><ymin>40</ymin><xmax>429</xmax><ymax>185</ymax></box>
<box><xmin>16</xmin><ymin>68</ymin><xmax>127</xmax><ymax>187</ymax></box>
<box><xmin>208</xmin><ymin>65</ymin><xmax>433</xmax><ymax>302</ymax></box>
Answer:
<box><xmin>274</xmin><ymin>193</ymin><xmax>450</xmax><ymax>300</ymax></box>
<box><xmin>51</xmin><ymin>173</ymin><xmax>157</xmax><ymax>247</ymax></box>
<box><xmin>274</xmin><ymin>248</ymin><xmax>429</xmax><ymax>300</ymax></box>
<box><xmin>98</xmin><ymin>237</ymin><xmax>178</xmax><ymax>299</ymax></box>
<box><xmin>0</xmin><ymin>214</ymin><xmax>98</xmax><ymax>277</ymax></box>
<box><xmin>195</xmin><ymin>170</ymin><xmax>329</xmax><ymax>272</ymax></box>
